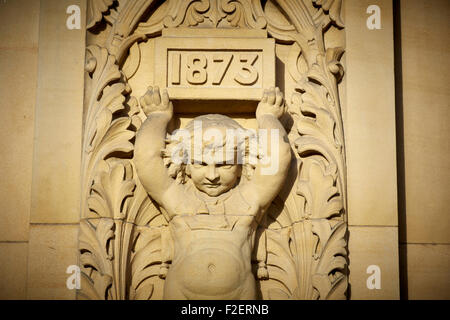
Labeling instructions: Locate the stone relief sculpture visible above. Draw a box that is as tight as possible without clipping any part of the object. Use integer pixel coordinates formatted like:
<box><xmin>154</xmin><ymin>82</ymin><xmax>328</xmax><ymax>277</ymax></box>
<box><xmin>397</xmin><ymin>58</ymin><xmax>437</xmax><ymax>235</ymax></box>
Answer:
<box><xmin>79</xmin><ymin>0</ymin><xmax>348</xmax><ymax>300</ymax></box>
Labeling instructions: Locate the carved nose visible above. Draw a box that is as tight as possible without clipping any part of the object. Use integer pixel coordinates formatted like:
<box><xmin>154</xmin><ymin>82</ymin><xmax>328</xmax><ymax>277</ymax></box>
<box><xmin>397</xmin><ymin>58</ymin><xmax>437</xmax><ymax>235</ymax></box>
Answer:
<box><xmin>205</xmin><ymin>165</ymin><xmax>219</xmax><ymax>182</ymax></box>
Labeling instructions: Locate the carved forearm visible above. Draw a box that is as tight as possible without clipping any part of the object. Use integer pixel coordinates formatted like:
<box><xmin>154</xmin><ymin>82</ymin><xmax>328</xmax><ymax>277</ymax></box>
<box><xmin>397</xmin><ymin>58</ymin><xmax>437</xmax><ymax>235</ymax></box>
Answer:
<box><xmin>135</xmin><ymin>113</ymin><xmax>169</xmax><ymax>160</ymax></box>
<box><xmin>257</xmin><ymin>113</ymin><xmax>286</xmax><ymax>133</ymax></box>
<box><xmin>242</xmin><ymin>114</ymin><xmax>291</xmax><ymax>211</ymax></box>
<box><xmin>257</xmin><ymin>114</ymin><xmax>291</xmax><ymax>168</ymax></box>
<box><xmin>134</xmin><ymin>113</ymin><xmax>173</xmax><ymax>203</ymax></box>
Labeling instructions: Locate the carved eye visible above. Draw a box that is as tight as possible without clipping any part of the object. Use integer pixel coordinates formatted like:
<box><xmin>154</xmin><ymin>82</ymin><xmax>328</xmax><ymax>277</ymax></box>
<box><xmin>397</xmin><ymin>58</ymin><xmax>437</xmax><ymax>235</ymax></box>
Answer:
<box><xmin>192</xmin><ymin>161</ymin><xmax>207</xmax><ymax>168</ymax></box>
<box><xmin>218</xmin><ymin>164</ymin><xmax>233</xmax><ymax>169</ymax></box>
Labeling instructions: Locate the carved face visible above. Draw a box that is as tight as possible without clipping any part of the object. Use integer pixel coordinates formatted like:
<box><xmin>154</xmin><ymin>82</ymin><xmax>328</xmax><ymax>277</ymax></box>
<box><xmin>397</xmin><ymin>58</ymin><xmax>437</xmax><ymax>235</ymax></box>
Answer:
<box><xmin>180</xmin><ymin>114</ymin><xmax>247</xmax><ymax>196</ymax></box>
<box><xmin>187</xmin><ymin>161</ymin><xmax>242</xmax><ymax>197</ymax></box>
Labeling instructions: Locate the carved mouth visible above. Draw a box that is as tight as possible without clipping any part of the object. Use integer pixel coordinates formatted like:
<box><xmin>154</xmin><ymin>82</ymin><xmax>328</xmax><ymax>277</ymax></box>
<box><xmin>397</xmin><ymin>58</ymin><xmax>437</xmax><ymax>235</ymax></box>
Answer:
<box><xmin>203</xmin><ymin>183</ymin><xmax>221</xmax><ymax>188</ymax></box>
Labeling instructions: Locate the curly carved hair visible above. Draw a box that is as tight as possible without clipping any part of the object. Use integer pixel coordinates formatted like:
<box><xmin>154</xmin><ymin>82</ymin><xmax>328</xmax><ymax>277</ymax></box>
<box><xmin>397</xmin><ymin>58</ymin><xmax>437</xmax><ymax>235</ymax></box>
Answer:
<box><xmin>161</xmin><ymin>114</ymin><xmax>258</xmax><ymax>184</ymax></box>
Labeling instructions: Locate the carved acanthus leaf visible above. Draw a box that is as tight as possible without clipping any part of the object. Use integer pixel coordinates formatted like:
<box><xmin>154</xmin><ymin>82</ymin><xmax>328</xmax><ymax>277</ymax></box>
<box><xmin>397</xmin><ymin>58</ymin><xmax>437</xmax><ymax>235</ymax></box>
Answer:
<box><xmin>125</xmin><ymin>180</ymin><xmax>165</xmax><ymax>226</ymax></box>
<box><xmin>87</xmin><ymin>0</ymin><xmax>115</xmax><ymax>29</ymax></box>
<box><xmin>264</xmin><ymin>218</ymin><xmax>347</xmax><ymax>300</ymax></box>
<box><xmin>130</xmin><ymin>227</ymin><xmax>165</xmax><ymax>300</ymax></box>
<box><xmin>82</xmin><ymin>45</ymin><xmax>135</xmax><ymax>219</ymax></box>
<box><xmin>264</xmin><ymin>227</ymin><xmax>298</xmax><ymax>299</ymax></box>
<box><xmin>297</xmin><ymin>160</ymin><xmax>342</xmax><ymax>219</ymax></box>
<box><xmin>187</xmin><ymin>0</ymin><xmax>214</xmax><ymax>26</ymax></box>
<box><xmin>163</xmin><ymin>0</ymin><xmax>267</xmax><ymax>28</ymax></box>
<box><xmin>311</xmin><ymin>220</ymin><xmax>347</xmax><ymax>299</ymax></box>
<box><xmin>326</xmin><ymin>47</ymin><xmax>345</xmax><ymax>81</ymax></box>
<box><xmin>265</xmin><ymin>161</ymin><xmax>305</xmax><ymax>228</ymax></box>
<box><xmin>80</xmin><ymin>43</ymin><xmax>142</xmax><ymax>300</ymax></box>
<box><xmin>265</xmin><ymin>0</ymin><xmax>316</xmax><ymax>49</ymax></box>
<box><xmin>264</xmin><ymin>220</ymin><xmax>319</xmax><ymax>300</ymax></box>
<box><xmin>80</xmin><ymin>158</ymin><xmax>165</xmax><ymax>300</ymax></box>
<box><xmin>78</xmin><ymin>219</ymin><xmax>114</xmax><ymax>299</ymax></box>
<box><xmin>88</xmin><ymin>161</ymin><xmax>135</xmax><ymax>220</ymax></box>
<box><xmin>312</xmin><ymin>0</ymin><xmax>344</xmax><ymax>28</ymax></box>
<box><xmin>220</xmin><ymin>0</ymin><xmax>267</xmax><ymax>28</ymax></box>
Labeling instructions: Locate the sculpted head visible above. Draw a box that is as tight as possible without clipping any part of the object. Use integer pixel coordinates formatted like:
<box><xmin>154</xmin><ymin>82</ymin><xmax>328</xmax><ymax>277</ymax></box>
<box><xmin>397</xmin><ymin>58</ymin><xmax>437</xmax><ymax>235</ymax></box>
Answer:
<box><xmin>163</xmin><ymin>114</ymin><xmax>255</xmax><ymax>197</ymax></box>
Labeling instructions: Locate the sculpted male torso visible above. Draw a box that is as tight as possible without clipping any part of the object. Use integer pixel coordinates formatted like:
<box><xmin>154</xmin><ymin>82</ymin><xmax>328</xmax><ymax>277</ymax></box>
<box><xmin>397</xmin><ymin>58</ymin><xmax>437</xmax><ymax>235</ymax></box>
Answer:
<box><xmin>134</xmin><ymin>87</ymin><xmax>291</xmax><ymax>299</ymax></box>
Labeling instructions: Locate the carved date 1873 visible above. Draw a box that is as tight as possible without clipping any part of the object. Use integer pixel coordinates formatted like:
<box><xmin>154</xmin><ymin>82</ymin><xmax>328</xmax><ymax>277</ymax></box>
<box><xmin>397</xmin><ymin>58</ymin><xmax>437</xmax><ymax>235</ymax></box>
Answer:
<box><xmin>169</xmin><ymin>51</ymin><xmax>260</xmax><ymax>86</ymax></box>
<box><xmin>154</xmin><ymin>36</ymin><xmax>275</xmax><ymax>100</ymax></box>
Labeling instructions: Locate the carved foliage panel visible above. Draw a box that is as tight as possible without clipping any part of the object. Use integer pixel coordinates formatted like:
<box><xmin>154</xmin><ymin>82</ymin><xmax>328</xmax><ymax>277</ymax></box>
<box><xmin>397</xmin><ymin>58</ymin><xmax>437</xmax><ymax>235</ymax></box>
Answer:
<box><xmin>79</xmin><ymin>0</ymin><xmax>347</xmax><ymax>300</ymax></box>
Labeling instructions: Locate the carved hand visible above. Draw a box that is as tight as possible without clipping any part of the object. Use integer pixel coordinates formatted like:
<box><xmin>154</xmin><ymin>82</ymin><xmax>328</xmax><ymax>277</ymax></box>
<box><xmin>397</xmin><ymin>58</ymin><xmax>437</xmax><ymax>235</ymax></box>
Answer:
<box><xmin>139</xmin><ymin>86</ymin><xmax>173</xmax><ymax>121</ymax></box>
<box><xmin>256</xmin><ymin>87</ymin><xmax>285</xmax><ymax>120</ymax></box>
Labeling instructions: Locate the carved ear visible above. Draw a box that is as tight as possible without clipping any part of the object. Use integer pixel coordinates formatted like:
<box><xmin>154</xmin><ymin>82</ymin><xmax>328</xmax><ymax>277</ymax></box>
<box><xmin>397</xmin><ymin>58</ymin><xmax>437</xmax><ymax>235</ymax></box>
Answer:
<box><xmin>241</xmin><ymin>163</ymin><xmax>254</xmax><ymax>180</ymax></box>
<box><xmin>237</xmin><ymin>165</ymin><xmax>243</xmax><ymax>178</ymax></box>
<box><xmin>185</xmin><ymin>163</ymin><xmax>191</xmax><ymax>176</ymax></box>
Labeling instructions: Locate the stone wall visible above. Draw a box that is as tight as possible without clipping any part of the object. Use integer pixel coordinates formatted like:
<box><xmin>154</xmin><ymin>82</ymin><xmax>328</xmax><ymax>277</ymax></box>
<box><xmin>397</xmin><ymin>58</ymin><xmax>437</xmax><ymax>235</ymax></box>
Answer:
<box><xmin>0</xmin><ymin>0</ymin><xmax>86</xmax><ymax>299</ymax></box>
<box><xmin>345</xmin><ymin>0</ymin><xmax>399</xmax><ymax>299</ymax></box>
<box><xmin>397</xmin><ymin>0</ymin><xmax>450</xmax><ymax>300</ymax></box>
<box><xmin>0</xmin><ymin>0</ymin><xmax>40</xmax><ymax>300</ymax></box>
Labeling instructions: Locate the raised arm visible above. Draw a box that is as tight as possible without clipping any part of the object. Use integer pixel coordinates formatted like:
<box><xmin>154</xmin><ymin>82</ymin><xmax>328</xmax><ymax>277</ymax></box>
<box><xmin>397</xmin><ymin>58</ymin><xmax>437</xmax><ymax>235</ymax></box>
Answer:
<box><xmin>241</xmin><ymin>87</ymin><xmax>292</xmax><ymax>212</ymax></box>
<box><xmin>134</xmin><ymin>86</ymin><xmax>175</xmax><ymax>207</ymax></box>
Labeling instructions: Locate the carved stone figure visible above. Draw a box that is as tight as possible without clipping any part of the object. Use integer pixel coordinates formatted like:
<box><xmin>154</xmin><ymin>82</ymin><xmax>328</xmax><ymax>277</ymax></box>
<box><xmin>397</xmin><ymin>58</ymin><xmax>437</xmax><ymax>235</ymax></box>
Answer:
<box><xmin>134</xmin><ymin>86</ymin><xmax>291</xmax><ymax>299</ymax></box>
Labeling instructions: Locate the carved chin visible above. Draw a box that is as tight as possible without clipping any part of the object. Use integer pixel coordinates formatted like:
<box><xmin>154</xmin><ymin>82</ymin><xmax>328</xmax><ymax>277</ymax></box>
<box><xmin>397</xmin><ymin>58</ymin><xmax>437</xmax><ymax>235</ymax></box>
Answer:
<box><xmin>198</xmin><ymin>185</ymin><xmax>229</xmax><ymax>196</ymax></box>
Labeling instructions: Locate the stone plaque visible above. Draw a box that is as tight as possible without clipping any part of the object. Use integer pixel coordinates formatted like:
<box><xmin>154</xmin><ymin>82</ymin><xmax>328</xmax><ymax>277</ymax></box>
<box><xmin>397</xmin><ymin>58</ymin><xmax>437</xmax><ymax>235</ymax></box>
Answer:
<box><xmin>154</xmin><ymin>36</ymin><xmax>275</xmax><ymax>100</ymax></box>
